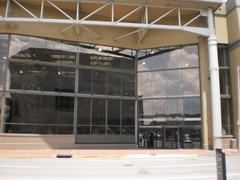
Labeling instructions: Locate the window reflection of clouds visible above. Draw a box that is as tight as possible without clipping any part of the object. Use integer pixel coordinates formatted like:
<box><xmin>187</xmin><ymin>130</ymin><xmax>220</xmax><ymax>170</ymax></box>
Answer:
<box><xmin>138</xmin><ymin>45</ymin><xmax>200</xmax><ymax>98</ymax></box>
<box><xmin>138</xmin><ymin>45</ymin><xmax>201</xmax><ymax>125</ymax></box>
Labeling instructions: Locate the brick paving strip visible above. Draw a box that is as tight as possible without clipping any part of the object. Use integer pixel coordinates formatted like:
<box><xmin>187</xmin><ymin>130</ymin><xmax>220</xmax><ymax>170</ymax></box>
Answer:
<box><xmin>0</xmin><ymin>149</ymin><xmax>239</xmax><ymax>158</ymax></box>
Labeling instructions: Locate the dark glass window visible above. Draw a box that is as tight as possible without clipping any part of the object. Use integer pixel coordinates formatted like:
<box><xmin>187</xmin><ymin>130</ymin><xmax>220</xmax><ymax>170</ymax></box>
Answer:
<box><xmin>218</xmin><ymin>44</ymin><xmax>232</xmax><ymax>135</ymax></box>
<box><xmin>0</xmin><ymin>34</ymin><xmax>8</xmax><ymax>60</ymax></box>
<box><xmin>92</xmin><ymin>70</ymin><xmax>106</xmax><ymax>95</ymax></box>
<box><xmin>9</xmin><ymin>36</ymin><xmax>76</xmax><ymax>64</ymax></box>
<box><xmin>108</xmin><ymin>72</ymin><xmax>121</xmax><ymax>96</ymax></box>
<box><xmin>5</xmin><ymin>94</ymin><xmax>74</xmax><ymax>134</ymax></box>
<box><xmin>221</xmin><ymin>98</ymin><xmax>232</xmax><ymax>135</ymax></box>
<box><xmin>122</xmin><ymin>58</ymin><xmax>135</xmax><ymax>71</ymax></box>
<box><xmin>77</xmin><ymin>98</ymin><xmax>91</xmax><ymax>125</ymax></box>
<box><xmin>92</xmin><ymin>99</ymin><xmax>106</xmax><ymax>126</ymax></box>
<box><xmin>122</xmin><ymin>73</ymin><xmax>135</xmax><ymax>97</ymax></box>
<box><xmin>219</xmin><ymin>69</ymin><xmax>230</xmax><ymax>95</ymax></box>
<box><xmin>122</xmin><ymin>100</ymin><xmax>135</xmax><ymax>126</ymax></box>
<box><xmin>9</xmin><ymin>62</ymin><xmax>75</xmax><ymax>92</ymax></box>
<box><xmin>107</xmin><ymin>99</ymin><xmax>120</xmax><ymax>126</ymax></box>
<box><xmin>183</xmin><ymin>98</ymin><xmax>201</xmax><ymax>126</ymax></box>
<box><xmin>0</xmin><ymin>62</ymin><xmax>6</xmax><ymax>90</ymax></box>
<box><xmin>79</xmin><ymin>69</ymin><xmax>92</xmax><ymax>94</ymax></box>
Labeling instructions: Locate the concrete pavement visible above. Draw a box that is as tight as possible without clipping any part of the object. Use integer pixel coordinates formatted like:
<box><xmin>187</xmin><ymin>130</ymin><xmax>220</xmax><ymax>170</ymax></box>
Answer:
<box><xmin>0</xmin><ymin>154</ymin><xmax>240</xmax><ymax>180</ymax></box>
<box><xmin>0</xmin><ymin>149</ymin><xmax>239</xmax><ymax>158</ymax></box>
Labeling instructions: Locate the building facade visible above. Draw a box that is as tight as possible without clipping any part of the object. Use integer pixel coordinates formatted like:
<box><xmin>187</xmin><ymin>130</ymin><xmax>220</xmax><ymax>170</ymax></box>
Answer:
<box><xmin>0</xmin><ymin>0</ymin><xmax>239</xmax><ymax>149</ymax></box>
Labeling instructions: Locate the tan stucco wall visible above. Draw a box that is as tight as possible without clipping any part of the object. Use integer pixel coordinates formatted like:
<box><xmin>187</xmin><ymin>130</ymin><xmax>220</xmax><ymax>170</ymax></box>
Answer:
<box><xmin>229</xmin><ymin>47</ymin><xmax>240</xmax><ymax>140</ymax></box>
<box><xmin>215</xmin><ymin>16</ymin><xmax>229</xmax><ymax>44</ymax></box>
<box><xmin>227</xmin><ymin>8</ymin><xmax>240</xmax><ymax>44</ymax></box>
<box><xmin>0</xmin><ymin>134</ymin><xmax>75</xmax><ymax>149</ymax></box>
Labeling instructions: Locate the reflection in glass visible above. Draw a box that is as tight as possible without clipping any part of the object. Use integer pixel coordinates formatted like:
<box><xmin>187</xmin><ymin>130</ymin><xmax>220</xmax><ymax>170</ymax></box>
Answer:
<box><xmin>108</xmin><ymin>72</ymin><xmax>121</xmax><ymax>96</ymax></box>
<box><xmin>5</xmin><ymin>124</ymin><xmax>73</xmax><ymax>134</ymax></box>
<box><xmin>122</xmin><ymin>73</ymin><xmax>135</xmax><ymax>97</ymax></box>
<box><xmin>167</xmin><ymin>70</ymin><xmax>183</xmax><ymax>96</ymax></box>
<box><xmin>183</xmin><ymin>69</ymin><xmax>200</xmax><ymax>95</ymax></box>
<box><xmin>167</xmin><ymin>99</ymin><xmax>183</xmax><ymax>120</ymax></box>
<box><xmin>93</xmin><ymin>70</ymin><xmax>106</xmax><ymax>95</ymax></box>
<box><xmin>6</xmin><ymin>94</ymin><xmax>74</xmax><ymax>134</ymax></box>
<box><xmin>77</xmin><ymin>98</ymin><xmax>91</xmax><ymax>125</ymax></box>
<box><xmin>79</xmin><ymin>69</ymin><xmax>92</xmax><ymax>94</ymax></box>
<box><xmin>122</xmin><ymin>58</ymin><xmax>135</xmax><ymax>71</ymax></box>
<box><xmin>107</xmin><ymin>126</ymin><xmax>120</xmax><ymax>135</ymax></box>
<box><xmin>0</xmin><ymin>62</ymin><xmax>6</xmax><ymax>90</ymax></box>
<box><xmin>0</xmin><ymin>34</ymin><xmax>9</xmax><ymax>60</ymax></box>
<box><xmin>122</xmin><ymin>100</ymin><xmax>135</xmax><ymax>126</ymax></box>
<box><xmin>10</xmin><ymin>35</ymin><xmax>76</xmax><ymax>64</ymax></box>
<box><xmin>220</xmin><ymin>69</ymin><xmax>230</xmax><ymax>95</ymax></box>
<box><xmin>108</xmin><ymin>99</ymin><xmax>120</xmax><ymax>126</ymax></box>
<box><xmin>77</xmin><ymin>126</ymin><xmax>90</xmax><ymax>134</ymax></box>
<box><xmin>138</xmin><ymin>100</ymin><xmax>152</xmax><ymax>126</ymax></box>
<box><xmin>138</xmin><ymin>72</ymin><xmax>152</xmax><ymax>97</ymax></box>
<box><xmin>92</xmin><ymin>126</ymin><xmax>105</xmax><ymax>135</ymax></box>
<box><xmin>92</xmin><ymin>99</ymin><xmax>106</xmax><ymax>126</ymax></box>
<box><xmin>152</xmin><ymin>71</ymin><xmax>167</xmax><ymax>97</ymax></box>
<box><xmin>221</xmin><ymin>98</ymin><xmax>232</xmax><ymax>135</ymax></box>
<box><xmin>9</xmin><ymin>62</ymin><xmax>75</xmax><ymax>92</ymax></box>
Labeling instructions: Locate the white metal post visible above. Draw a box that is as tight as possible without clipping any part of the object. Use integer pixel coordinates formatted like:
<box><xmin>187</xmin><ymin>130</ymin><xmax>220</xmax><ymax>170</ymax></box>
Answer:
<box><xmin>208</xmin><ymin>8</ymin><xmax>222</xmax><ymax>149</ymax></box>
<box><xmin>237</xmin><ymin>66</ymin><xmax>240</xmax><ymax>150</ymax></box>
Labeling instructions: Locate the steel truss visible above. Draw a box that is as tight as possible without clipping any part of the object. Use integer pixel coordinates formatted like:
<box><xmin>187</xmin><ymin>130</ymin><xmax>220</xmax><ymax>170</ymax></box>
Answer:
<box><xmin>0</xmin><ymin>0</ymin><xmax>210</xmax><ymax>41</ymax></box>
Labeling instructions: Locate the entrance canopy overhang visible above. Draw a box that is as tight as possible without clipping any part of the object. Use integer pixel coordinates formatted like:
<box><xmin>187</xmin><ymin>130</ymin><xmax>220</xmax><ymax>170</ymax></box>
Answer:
<box><xmin>0</xmin><ymin>0</ymin><xmax>223</xmax><ymax>48</ymax></box>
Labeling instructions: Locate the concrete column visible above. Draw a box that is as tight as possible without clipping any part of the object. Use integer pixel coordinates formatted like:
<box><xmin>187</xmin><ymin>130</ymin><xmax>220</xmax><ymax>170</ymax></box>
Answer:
<box><xmin>208</xmin><ymin>8</ymin><xmax>223</xmax><ymax>149</ymax></box>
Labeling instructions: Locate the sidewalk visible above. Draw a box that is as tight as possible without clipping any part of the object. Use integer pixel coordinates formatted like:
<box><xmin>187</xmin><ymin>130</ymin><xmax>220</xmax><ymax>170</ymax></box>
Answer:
<box><xmin>0</xmin><ymin>149</ymin><xmax>239</xmax><ymax>158</ymax></box>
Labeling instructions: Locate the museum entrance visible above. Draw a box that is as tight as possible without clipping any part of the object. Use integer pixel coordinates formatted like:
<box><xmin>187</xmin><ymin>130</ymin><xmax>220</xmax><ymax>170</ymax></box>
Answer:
<box><xmin>138</xmin><ymin>126</ymin><xmax>201</xmax><ymax>149</ymax></box>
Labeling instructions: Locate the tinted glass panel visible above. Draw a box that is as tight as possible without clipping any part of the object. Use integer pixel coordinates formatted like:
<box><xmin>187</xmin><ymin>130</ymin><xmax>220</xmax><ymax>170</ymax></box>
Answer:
<box><xmin>9</xmin><ymin>62</ymin><xmax>75</xmax><ymax>92</ymax></box>
<box><xmin>77</xmin><ymin>126</ymin><xmax>90</xmax><ymax>134</ymax></box>
<box><xmin>138</xmin><ymin>72</ymin><xmax>151</xmax><ymax>97</ymax></box>
<box><xmin>10</xmin><ymin>36</ymin><xmax>76</xmax><ymax>64</ymax></box>
<box><xmin>122</xmin><ymin>100</ymin><xmax>135</xmax><ymax>126</ymax></box>
<box><xmin>167</xmin><ymin>70</ymin><xmax>183</xmax><ymax>96</ymax></box>
<box><xmin>6</xmin><ymin>94</ymin><xmax>74</xmax><ymax>130</ymax></box>
<box><xmin>221</xmin><ymin>98</ymin><xmax>232</xmax><ymax>135</ymax></box>
<box><xmin>122</xmin><ymin>73</ymin><xmax>135</xmax><ymax>97</ymax></box>
<box><xmin>220</xmin><ymin>69</ymin><xmax>230</xmax><ymax>95</ymax></box>
<box><xmin>182</xmin><ymin>45</ymin><xmax>199</xmax><ymax>68</ymax></box>
<box><xmin>92</xmin><ymin>70</ymin><xmax>106</xmax><ymax>95</ymax></box>
<box><xmin>5</xmin><ymin>124</ymin><xmax>73</xmax><ymax>134</ymax></box>
<box><xmin>92</xmin><ymin>99</ymin><xmax>105</xmax><ymax>125</ymax></box>
<box><xmin>107</xmin><ymin>99</ymin><xmax>120</xmax><ymax>126</ymax></box>
<box><xmin>183</xmin><ymin>69</ymin><xmax>200</xmax><ymax>95</ymax></box>
<box><xmin>77</xmin><ymin>98</ymin><xmax>90</xmax><ymax>125</ymax></box>
<box><xmin>79</xmin><ymin>69</ymin><xmax>92</xmax><ymax>94</ymax></box>
<box><xmin>108</xmin><ymin>72</ymin><xmax>121</xmax><ymax>96</ymax></box>
<box><xmin>152</xmin><ymin>71</ymin><xmax>167</xmax><ymax>97</ymax></box>
<box><xmin>0</xmin><ymin>62</ymin><xmax>6</xmax><ymax>90</ymax></box>
<box><xmin>0</xmin><ymin>34</ymin><xmax>8</xmax><ymax>60</ymax></box>
<box><xmin>122</xmin><ymin>58</ymin><xmax>135</xmax><ymax>71</ymax></box>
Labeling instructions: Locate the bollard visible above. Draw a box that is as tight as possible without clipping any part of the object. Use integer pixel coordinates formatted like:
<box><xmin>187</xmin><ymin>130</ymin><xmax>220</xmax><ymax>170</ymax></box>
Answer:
<box><xmin>216</xmin><ymin>148</ymin><xmax>227</xmax><ymax>180</ymax></box>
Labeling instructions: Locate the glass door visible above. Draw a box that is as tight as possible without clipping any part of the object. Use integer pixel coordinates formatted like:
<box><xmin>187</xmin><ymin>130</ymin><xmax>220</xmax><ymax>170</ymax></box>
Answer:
<box><xmin>164</xmin><ymin>128</ymin><xmax>181</xmax><ymax>149</ymax></box>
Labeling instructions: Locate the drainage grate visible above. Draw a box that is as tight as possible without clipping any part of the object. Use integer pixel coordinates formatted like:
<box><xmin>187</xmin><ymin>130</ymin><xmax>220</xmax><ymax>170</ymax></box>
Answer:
<box><xmin>56</xmin><ymin>154</ymin><xmax>72</xmax><ymax>158</ymax></box>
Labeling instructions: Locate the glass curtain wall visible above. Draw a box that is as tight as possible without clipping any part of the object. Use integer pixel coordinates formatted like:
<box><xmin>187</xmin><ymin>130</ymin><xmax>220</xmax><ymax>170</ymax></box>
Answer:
<box><xmin>138</xmin><ymin>45</ymin><xmax>201</xmax><ymax>149</ymax></box>
<box><xmin>0</xmin><ymin>34</ymin><xmax>136</xmax><ymax>143</ymax></box>
<box><xmin>218</xmin><ymin>44</ymin><xmax>232</xmax><ymax>135</ymax></box>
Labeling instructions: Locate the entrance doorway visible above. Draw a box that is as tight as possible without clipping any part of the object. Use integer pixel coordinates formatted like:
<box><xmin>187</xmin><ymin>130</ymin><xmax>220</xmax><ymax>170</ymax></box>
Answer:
<box><xmin>164</xmin><ymin>128</ymin><xmax>181</xmax><ymax>149</ymax></box>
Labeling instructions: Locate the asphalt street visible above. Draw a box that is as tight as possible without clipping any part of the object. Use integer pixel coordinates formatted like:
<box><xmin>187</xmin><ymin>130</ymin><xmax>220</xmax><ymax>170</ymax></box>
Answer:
<box><xmin>0</xmin><ymin>154</ymin><xmax>240</xmax><ymax>180</ymax></box>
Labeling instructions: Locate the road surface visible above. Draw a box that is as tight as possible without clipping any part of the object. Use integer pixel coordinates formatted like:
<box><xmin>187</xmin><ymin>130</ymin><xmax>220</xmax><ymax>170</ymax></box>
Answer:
<box><xmin>0</xmin><ymin>154</ymin><xmax>240</xmax><ymax>180</ymax></box>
